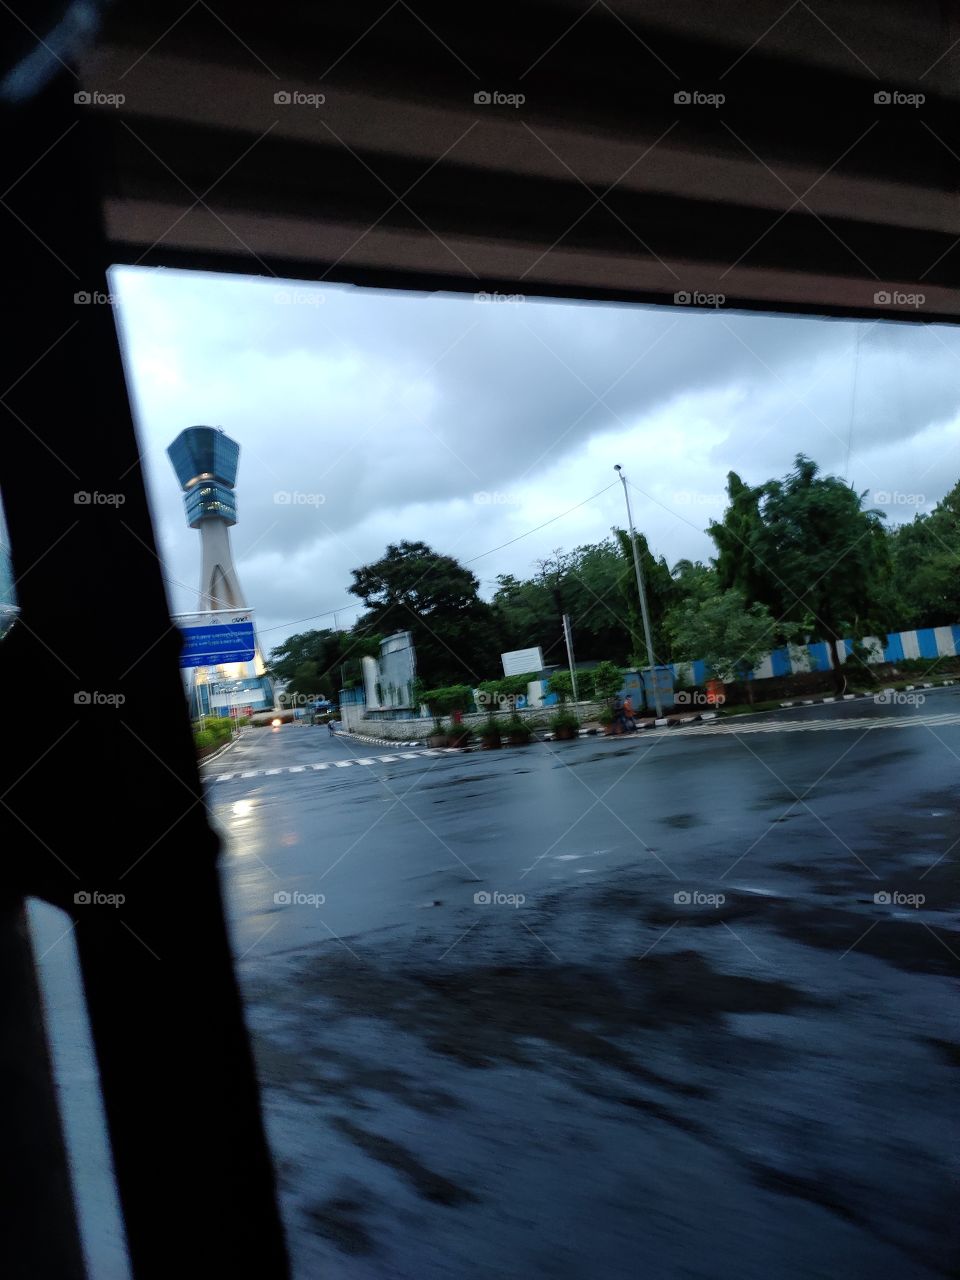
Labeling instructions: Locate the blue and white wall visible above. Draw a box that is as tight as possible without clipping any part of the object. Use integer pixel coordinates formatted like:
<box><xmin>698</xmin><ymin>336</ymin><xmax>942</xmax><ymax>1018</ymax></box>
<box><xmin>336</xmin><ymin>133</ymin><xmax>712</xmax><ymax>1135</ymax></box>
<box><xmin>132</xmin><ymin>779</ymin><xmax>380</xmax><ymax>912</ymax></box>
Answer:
<box><xmin>672</xmin><ymin>623</ymin><xmax>960</xmax><ymax>686</ymax></box>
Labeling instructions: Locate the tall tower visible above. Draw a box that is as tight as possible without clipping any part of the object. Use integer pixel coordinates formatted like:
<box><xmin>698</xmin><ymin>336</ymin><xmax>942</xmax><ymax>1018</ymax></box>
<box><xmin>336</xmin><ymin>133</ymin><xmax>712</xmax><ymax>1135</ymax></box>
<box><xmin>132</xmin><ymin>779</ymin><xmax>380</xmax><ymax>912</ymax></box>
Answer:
<box><xmin>168</xmin><ymin>426</ymin><xmax>272</xmax><ymax>715</ymax></box>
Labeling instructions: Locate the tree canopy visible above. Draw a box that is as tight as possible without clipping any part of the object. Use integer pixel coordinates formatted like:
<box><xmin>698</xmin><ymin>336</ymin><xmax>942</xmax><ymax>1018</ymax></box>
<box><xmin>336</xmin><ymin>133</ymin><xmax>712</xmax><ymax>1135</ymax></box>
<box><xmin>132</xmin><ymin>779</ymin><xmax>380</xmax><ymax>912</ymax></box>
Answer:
<box><xmin>348</xmin><ymin>540</ymin><xmax>499</xmax><ymax>686</ymax></box>
<box><xmin>886</xmin><ymin>479</ymin><xmax>960</xmax><ymax>629</ymax></box>
<box><xmin>268</xmin><ymin>460</ymin><xmax>956</xmax><ymax>697</ymax></box>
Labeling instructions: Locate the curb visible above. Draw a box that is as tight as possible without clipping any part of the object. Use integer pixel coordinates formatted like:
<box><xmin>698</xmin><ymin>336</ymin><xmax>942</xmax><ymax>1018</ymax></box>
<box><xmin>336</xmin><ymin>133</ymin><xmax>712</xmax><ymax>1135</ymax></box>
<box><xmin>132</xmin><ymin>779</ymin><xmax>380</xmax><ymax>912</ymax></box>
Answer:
<box><xmin>335</xmin><ymin>729</ymin><xmax>424</xmax><ymax>748</ymax></box>
<box><xmin>543</xmin><ymin>713</ymin><xmax>714</xmax><ymax>741</ymax></box>
<box><xmin>331</xmin><ymin>685</ymin><xmax>959</xmax><ymax>749</ymax></box>
<box><xmin>198</xmin><ymin>733</ymin><xmax>242</xmax><ymax>767</ymax></box>
<box><xmin>779</xmin><ymin>679</ymin><xmax>956</xmax><ymax>709</ymax></box>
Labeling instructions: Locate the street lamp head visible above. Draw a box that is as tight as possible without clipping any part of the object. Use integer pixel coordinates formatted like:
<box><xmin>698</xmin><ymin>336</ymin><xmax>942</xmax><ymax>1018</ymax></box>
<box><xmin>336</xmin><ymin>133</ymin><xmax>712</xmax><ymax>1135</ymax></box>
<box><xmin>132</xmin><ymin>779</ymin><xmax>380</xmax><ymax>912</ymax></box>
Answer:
<box><xmin>613</xmin><ymin>464</ymin><xmax>622</xmax><ymax>472</ymax></box>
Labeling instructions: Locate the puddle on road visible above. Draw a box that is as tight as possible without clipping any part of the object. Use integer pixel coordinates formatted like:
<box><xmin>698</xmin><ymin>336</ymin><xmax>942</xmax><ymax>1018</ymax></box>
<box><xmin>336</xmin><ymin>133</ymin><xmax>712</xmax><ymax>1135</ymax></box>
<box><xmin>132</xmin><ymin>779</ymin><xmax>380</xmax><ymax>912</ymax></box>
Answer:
<box><xmin>659</xmin><ymin>813</ymin><xmax>704</xmax><ymax>829</ymax></box>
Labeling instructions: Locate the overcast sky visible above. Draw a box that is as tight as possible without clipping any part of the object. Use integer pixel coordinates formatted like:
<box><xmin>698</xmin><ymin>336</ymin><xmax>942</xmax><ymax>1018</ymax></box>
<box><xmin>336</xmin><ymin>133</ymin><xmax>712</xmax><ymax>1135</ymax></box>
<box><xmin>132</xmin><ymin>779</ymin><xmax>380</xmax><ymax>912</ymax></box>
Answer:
<box><xmin>110</xmin><ymin>266</ymin><xmax>960</xmax><ymax>654</ymax></box>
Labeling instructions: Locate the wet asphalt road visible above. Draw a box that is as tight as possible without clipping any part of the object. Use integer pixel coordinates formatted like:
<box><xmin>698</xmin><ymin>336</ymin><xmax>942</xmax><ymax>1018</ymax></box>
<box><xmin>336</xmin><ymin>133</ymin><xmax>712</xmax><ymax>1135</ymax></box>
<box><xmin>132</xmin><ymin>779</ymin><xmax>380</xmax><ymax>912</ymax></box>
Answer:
<box><xmin>200</xmin><ymin>692</ymin><xmax>960</xmax><ymax>1279</ymax></box>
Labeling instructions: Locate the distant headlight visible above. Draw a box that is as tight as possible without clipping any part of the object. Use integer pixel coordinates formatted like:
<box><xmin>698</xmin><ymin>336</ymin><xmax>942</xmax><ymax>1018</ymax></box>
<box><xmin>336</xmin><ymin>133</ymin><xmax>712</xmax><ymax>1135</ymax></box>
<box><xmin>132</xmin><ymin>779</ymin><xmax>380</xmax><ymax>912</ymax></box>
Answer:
<box><xmin>271</xmin><ymin>717</ymin><xmax>282</xmax><ymax>727</ymax></box>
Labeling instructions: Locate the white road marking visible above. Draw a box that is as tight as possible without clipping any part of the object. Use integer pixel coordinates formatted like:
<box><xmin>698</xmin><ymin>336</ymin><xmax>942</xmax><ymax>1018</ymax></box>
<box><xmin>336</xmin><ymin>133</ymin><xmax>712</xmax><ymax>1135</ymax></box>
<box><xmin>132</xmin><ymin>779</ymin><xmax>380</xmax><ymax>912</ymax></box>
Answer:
<box><xmin>656</xmin><ymin>711</ymin><xmax>960</xmax><ymax>738</ymax></box>
<box><xmin>206</xmin><ymin>709</ymin><xmax>960</xmax><ymax>787</ymax></box>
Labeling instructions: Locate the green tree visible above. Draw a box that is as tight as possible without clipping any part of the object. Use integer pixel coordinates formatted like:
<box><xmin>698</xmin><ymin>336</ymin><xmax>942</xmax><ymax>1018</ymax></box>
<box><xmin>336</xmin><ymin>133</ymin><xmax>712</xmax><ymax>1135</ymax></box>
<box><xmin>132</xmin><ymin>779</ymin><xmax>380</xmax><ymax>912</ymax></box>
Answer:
<box><xmin>268</xmin><ymin>626</ymin><xmax>381</xmax><ymax>700</ymax></box>
<box><xmin>613</xmin><ymin>527</ymin><xmax>674</xmax><ymax>666</ymax></box>
<box><xmin>668</xmin><ymin>589</ymin><xmax>779</xmax><ymax>701</ymax></box>
<box><xmin>547</xmin><ymin>669</ymin><xmax>574</xmax><ymax>702</ymax></box>
<box><xmin>755</xmin><ymin>456</ymin><xmax>889</xmax><ymax>689</ymax></box>
<box><xmin>349</xmin><ymin>541</ymin><xmax>498</xmax><ymax>686</ymax></box>
<box><xmin>670</xmin><ymin>558</ymin><xmax>718</xmax><ymax>607</ymax></box>
<box><xmin>491</xmin><ymin>572</ymin><xmax>557</xmax><ymax>657</ymax></box>
<box><xmin>591</xmin><ymin>659</ymin><xmax>624</xmax><ymax>700</ymax></box>
<box><xmin>886</xmin><ymin>480</ymin><xmax>960</xmax><ymax>628</ymax></box>
<box><xmin>492</xmin><ymin>540</ymin><xmax>719</xmax><ymax>671</ymax></box>
<box><xmin>560</xmin><ymin>540</ymin><xmax>636</xmax><ymax>664</ymax></box>
<box><xmin>493</xmin><ymin>539</ymin><xmax>639</xmax><ymax>667</ymax></box>
<box><xmin>708</xmin><ymin>472</ymin><xmax>777</xmax><ymax>606</ymax></box>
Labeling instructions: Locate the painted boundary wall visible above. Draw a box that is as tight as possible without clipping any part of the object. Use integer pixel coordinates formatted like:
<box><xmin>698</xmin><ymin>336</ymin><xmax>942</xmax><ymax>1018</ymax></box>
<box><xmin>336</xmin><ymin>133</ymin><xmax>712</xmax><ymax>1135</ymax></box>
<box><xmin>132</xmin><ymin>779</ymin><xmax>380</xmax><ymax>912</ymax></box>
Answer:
<box><xmin>671</xmin><ymin>624</ymin><xmax>960</xmax><ymax>686</ymax></box>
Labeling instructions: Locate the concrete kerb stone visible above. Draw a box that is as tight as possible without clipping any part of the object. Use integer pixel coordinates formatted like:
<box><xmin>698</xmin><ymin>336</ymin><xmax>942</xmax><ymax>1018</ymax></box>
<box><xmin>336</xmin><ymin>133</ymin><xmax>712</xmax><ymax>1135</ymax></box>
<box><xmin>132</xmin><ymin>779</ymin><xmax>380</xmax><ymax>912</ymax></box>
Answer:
<box><xmin>781</xmin><ymin>679</ymin><xmax>956</xmax><ymax>710</ymax></box>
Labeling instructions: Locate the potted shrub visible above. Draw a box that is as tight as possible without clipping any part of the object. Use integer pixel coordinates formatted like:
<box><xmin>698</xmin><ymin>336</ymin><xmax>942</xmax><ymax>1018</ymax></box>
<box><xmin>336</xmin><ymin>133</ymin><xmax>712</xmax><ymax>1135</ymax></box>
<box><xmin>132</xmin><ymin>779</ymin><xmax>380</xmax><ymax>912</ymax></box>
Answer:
<box><xmin>422</xmin><ymin>686</ymin><xmax>476</xmax><ymax>747</ymax></box>
<box><xmin>505</xmin><ymin>713</ymin><xmax>532</xmax><ymax>746</ymax></box>
<box><xmin>550</xmin><ymin>708</ymin><xmax>580</xmax><ymax>741</ymax></box>
<box><xmin>548</xmin><ymin>669</ymin><xmax>574</xmax><ymax>704</ymax></box>
<box><xmin>592</xmin><ymin>660</ymin><xmax>623</xmax><ymax>703</ymax></box>
<box><xmin>446</xmin><ymin>723</ymin><xmax>473</xmax><ymax>748</ymax></box>
<box><xmin>478</xmin><ymin>716</ymin><xmax>505</xmax><ymax>749</ymax></box>
<box><xmin>598</xmin><ymin>705</ymin><xmax>617</xmax><ymax>736</ymax></box>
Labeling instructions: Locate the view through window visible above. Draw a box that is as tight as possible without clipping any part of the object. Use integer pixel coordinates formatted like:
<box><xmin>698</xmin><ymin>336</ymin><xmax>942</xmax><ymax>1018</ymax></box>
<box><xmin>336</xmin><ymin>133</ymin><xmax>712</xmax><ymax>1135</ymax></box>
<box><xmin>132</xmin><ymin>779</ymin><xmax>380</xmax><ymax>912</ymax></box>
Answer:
<box><xmin>32</xmin><ymin>267</ymin><xmax>960</xmax><ymax>1278</ymax></box>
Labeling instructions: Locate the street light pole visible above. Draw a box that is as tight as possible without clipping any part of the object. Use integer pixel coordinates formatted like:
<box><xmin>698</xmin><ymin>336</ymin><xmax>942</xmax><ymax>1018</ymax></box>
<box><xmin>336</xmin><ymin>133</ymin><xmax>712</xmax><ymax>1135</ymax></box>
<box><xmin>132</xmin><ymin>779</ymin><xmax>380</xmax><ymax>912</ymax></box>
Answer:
<box><xmin>614</xmin><ymin>465</ymin><xmax>663</xmax><ymax>718</ymax></box>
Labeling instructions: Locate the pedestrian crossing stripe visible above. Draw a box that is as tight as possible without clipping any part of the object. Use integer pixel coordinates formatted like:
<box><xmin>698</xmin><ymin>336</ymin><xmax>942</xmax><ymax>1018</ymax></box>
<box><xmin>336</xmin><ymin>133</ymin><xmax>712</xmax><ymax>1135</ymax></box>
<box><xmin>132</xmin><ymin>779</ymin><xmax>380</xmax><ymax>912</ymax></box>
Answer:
<box><xmin>212</xmin><ymin>749</ymin><xmax>438</xmax><ymax>781</ymax></box>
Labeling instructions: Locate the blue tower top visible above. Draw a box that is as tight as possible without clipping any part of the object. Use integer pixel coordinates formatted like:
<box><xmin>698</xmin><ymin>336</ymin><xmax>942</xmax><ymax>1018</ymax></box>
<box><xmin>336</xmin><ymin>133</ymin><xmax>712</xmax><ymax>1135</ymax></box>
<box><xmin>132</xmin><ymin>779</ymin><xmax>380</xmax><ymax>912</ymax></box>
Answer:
<box><xmin>167</xmin><ymin>426</ymin><xmax>239</xmax><ymax>527</ymax></box>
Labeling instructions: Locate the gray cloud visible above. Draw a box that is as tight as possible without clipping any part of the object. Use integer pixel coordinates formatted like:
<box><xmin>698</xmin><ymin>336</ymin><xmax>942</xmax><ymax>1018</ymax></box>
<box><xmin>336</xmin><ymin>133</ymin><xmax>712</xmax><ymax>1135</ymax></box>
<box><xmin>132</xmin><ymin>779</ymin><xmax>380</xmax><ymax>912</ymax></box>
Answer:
<box><xmin>113</xmin><ymin>267</ymin><xmax>960</xmax><ymax>650</ymax></box>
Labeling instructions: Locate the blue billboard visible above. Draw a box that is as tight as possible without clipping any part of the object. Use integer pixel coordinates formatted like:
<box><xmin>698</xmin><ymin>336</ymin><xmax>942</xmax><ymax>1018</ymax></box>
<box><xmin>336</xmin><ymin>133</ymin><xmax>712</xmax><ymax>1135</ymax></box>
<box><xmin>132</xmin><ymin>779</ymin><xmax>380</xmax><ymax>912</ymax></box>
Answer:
<box><xmin>177</xmin><ymin>610</ymin><xmax>256</xmax><ymax>668</ymax></box>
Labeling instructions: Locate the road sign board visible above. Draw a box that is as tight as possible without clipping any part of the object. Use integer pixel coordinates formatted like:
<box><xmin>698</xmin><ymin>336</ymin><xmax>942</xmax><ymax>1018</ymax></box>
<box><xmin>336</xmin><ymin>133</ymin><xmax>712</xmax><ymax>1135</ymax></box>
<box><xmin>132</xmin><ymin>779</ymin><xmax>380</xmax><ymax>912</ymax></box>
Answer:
<box><xmin>501</xmin><ymin>646</ymin><xmax>544</xmax><ymax>677</ymax></box>
<box><xmin>177</xmin><ymin>610</ymin><xmax>256</xmax><ymax>668</ymax></box>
